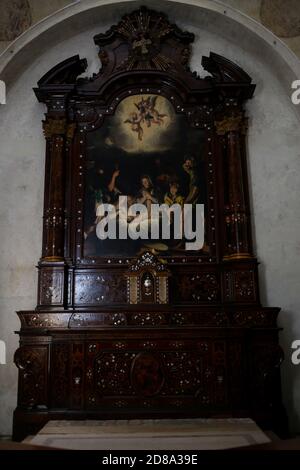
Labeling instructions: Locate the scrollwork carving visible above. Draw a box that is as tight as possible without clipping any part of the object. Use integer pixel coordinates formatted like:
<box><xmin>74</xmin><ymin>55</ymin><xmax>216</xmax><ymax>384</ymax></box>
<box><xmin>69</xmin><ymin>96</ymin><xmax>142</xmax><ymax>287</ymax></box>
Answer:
<box><xmin>14</xmin><ymin>346</ymin><xmax>48</xmax><ymax>409</ymax></box>
<box><xmin>128</xmin><ymin>251</ymin><xmax>168</xmax><ymax>273</ymax></box>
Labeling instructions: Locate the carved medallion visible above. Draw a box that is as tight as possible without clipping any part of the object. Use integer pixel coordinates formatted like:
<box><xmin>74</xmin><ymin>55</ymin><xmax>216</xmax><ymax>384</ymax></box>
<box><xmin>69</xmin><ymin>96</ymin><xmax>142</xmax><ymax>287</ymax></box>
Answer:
<box><xmin>131</xmin><ymin>352</ymin><xmax>164</xmax><ymax>396</ymax></box>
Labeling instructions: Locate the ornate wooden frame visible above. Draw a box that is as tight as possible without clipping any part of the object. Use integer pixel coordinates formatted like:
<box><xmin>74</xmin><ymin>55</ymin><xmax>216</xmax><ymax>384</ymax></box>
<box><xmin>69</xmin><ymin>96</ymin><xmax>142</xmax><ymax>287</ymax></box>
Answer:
<box><xmin>31</xmin><ymin>6</ymin><xmax>258</xmax><ymax>311</ymax></box>
<box><xmin>13</xmin><ymin>7</ymin><xmax>287</xmax><ymax>440</ymax></box>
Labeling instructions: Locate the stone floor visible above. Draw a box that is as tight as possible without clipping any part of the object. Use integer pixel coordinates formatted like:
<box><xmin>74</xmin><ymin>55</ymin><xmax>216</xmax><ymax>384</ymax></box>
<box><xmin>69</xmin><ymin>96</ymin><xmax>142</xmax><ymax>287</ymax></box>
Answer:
<box><xmin>24</xmin><ymin>418</ymin><xmax>270</xmax><ymax>450</ymax></box>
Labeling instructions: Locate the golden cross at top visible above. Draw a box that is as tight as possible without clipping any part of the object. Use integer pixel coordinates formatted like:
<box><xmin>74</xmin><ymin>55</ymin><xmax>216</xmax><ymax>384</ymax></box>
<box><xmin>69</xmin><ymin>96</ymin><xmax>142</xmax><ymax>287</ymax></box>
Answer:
<box><xmin>132</xmin><ymin>36</ymin><xmax>152</xmax><ymax>55</ymax></box>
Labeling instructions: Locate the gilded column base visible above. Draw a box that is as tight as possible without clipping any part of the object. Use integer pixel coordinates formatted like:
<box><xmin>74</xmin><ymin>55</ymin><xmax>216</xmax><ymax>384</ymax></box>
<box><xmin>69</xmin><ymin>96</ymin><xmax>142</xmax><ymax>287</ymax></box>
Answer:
<box><xmin>223</xmin><ymin>252</ymin><xmax>254</xmax><ymax>261</ymax></box>
<box><xmin>41</xmin><ymin>256</ymin><xmax>65</xmax><ymax>262</ymax></box>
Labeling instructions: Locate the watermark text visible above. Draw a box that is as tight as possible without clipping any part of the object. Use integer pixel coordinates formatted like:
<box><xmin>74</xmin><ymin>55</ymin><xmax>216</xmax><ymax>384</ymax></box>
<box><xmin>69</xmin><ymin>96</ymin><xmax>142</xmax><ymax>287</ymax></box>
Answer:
<box><xmin>96</xmin><ymin>196</ymin><xmax>205</xmax><ymax>251</ymax></box>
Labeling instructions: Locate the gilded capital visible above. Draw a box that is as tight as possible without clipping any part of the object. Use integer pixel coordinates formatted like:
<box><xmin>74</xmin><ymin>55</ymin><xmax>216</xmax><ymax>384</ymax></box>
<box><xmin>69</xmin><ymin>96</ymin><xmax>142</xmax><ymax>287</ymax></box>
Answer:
<box><xmin>43</xmin><ymin>118</ymin><xmax>76</xmax><ymax>140</ymax></box>
<box><xmin>43</xmin><ymin>118</ymin><xmax>67</xmax><ymax>138</ymax></box>
<box><xmin>215</xmin><ymin>113</ymin><xmax>248</xmax><ymax>135</ymax></box>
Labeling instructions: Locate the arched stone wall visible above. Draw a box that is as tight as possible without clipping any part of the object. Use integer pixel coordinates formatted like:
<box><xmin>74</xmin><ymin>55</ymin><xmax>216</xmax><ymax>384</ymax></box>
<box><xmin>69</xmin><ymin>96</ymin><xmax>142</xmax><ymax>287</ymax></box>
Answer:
<box><xmin>0</xmin><ymin>0</ymin><xmax>300</xmax><ymax>435</ymax></box>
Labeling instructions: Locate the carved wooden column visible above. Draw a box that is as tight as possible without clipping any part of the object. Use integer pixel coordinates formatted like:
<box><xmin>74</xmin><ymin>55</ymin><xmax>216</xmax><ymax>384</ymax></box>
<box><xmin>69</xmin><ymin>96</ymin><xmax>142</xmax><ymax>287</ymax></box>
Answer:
<box><xmin>32</xmin><ymin>57</ymin><xmax>86</xmax><ymax>311</ymax></box>
<box><xmin>41</xmin><ymin>114</ymin><xmax>75</xmax><ymax>262</ymax></box>
<box><xmin>215</xmin><ymin>106</ymin><xmax>253</xmax><ymax>260</ymax></box>
<box><xmin>36</xmin><ymin>98</ymin><xmax>76</xmax><ymax>309</ymax></box>
<box><xmin>42</xmin><ymin>116</ymin><xmax>68</xmax><ymax>261</ymax></box>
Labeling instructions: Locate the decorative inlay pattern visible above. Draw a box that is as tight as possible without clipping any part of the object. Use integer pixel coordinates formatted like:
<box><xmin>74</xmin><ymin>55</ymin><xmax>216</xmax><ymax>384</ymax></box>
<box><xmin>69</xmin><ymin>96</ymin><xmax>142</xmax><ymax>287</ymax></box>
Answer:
<box><xmin>173</xmin><ymin>273</ymin><xmax>219</xmax><ymax>302</ymax></box>
<box><xmin>39</xmin><ymin>270</ymin><xmax>63</xmax><ymax>305</ymax></box>
<box><xmin>74</xmin><ymin>273</ymin><xmax>127</xmax><ymax>304</ymax></box>
<box><xmin>95</xmin><ymin>352</ymin><xmax>135</xmax><ymax>395</ymax></box>
<box><xmin>17</xmin><ymin>308</ymin><xmax>279</xmax><ymax>330</ymax></box>
<box><xmin>20</xmin><ymin>313</ymin><xmax>69</xmax><ymax>328</ymax></box>
<box><xmin>234</xmin><ymin>270</ymin><xmax>256</xmax><ymax>301</ymax></box>
<box><xmin>224</xmin><ymin>270</ymin><xmax>256</xmax><ymax>302</ymax></box>
<box><xmin>131</xmin><ymin>312</ymin><xmax>167</xmax><ymax>326</ymax></box>
<box><xmin>163</xmin><ymin>351</ymin><xmax>202</xmax><ymax>395</ymax></box>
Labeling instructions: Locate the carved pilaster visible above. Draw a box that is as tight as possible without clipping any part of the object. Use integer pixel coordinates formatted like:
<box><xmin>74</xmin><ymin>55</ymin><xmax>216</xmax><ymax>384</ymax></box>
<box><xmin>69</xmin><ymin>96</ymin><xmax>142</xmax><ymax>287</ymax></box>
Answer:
<box><xmin>41</xmin><ymin>117</ymin><xmax>75</xmax><ymax>261</ymax></box>
<box><xmin>215</xmin><ymin>109</ymin><xmax>253</xmax><ymax>260</ymax></box>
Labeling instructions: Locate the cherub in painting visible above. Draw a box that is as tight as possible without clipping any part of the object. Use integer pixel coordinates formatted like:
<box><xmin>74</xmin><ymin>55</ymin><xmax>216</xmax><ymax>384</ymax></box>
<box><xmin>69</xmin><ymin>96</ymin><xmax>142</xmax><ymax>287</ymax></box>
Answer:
<box><xmin>124</xmin><ymin>95</ymin><xmax>167</xmax><ymax>140</ymax></box>
<box><xmin>144</xmin><ymin>96</ymin><xmax>166</xmax><ymax>127</ymax></box>
<box><xmin>124</xmin><ymin>112</ymin><xmax>144</xmax><ymax>141</ymax></box>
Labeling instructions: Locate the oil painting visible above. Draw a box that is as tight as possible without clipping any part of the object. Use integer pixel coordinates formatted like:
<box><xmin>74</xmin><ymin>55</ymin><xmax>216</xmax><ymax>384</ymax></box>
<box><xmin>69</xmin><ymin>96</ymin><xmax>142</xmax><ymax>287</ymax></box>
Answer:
<box><xmin>83</xmin><ymin>94</ymin><xmax>207</xmax><ymax>256</ymax></box>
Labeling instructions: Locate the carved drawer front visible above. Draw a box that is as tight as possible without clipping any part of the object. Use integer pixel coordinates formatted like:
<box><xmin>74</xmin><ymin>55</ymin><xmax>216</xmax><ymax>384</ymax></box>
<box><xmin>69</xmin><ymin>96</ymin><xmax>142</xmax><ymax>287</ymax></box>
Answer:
<box><xmin>172</xmin><ymin>272</ymin><xmax>220</xmax><ymax>303</ymax></box>
<box><xmin>84</xmin><ymin>339</ymin><xmax>228</xmax><ymax>411</ymax></box>
<box><xmin>224</xmin><ymin>269</ymin><xmax>257</xmax><ymax>303</ymax></box>
<box><xmin>73</xmin><ymin>272</ymin><xmax>127</xmax><ymax>306</ymax></box>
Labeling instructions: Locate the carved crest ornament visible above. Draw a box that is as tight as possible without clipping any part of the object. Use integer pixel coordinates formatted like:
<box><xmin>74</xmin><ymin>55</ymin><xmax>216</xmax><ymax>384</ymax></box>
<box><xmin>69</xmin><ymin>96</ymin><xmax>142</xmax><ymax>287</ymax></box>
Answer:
<box><xmin>94</xmin><ymin>6</ymin><xmax>194</xmax><ymax>72</ymax></box>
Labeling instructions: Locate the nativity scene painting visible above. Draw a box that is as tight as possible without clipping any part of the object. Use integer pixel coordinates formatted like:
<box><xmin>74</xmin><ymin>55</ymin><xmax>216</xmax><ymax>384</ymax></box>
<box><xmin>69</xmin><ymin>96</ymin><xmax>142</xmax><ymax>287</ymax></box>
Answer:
<box><xmin>83</xmin><ymin>94</ymin><xmax>207</xmax><ymax>257</ymax></box>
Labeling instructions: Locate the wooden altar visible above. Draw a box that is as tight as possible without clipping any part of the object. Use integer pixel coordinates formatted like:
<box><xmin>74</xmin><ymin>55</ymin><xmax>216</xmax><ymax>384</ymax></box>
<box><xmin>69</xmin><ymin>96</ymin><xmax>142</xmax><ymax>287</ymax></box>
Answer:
<box><xmin>13</xmin><ymin>7</ymin><xmax>287</xmax><ymax>440</ymax></box>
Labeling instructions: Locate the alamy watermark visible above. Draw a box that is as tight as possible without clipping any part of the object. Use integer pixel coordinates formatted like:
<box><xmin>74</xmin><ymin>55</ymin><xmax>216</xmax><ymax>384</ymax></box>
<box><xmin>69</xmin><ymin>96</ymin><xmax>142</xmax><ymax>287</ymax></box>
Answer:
<box><xmin>0</xmin><ymin>80</ymin><xmax>6</xmax><ymax>105</ymax></box>
<box><xmin>291</xmin><ymin>80</ymin><xmax>300</xmax><ymax>104</ymax></box>
<box><xmin>0</xmin><ymin>340</ymin><xmax>6</xmax><ymax>364</ymax></box>
<box><xmin>291</xmin><ymin>340</ymin><xmax>300</xmax><ymax>365</ymax></box>
<box><xmin>288</xmin><ymin>84</ymin><xmax>300</xmax><ymax>366</ymax></box>
<box><xmin>95</xmin><ymin>196</ymin><xmax>205</xmax><ymax>251</ymax></box>
<box><xmin>0</xmin><ymin>86</ymin><xmax>5</xmax><ymax>358</ymax></box>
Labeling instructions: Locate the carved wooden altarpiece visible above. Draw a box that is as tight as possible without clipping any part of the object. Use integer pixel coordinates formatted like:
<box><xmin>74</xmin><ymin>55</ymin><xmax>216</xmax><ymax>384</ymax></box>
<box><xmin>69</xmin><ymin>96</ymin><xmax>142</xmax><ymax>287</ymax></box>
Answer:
<box><xmin>13</xmin><ymin>7</ymin><xmax>287</xmax><ymax>440</ymax></box>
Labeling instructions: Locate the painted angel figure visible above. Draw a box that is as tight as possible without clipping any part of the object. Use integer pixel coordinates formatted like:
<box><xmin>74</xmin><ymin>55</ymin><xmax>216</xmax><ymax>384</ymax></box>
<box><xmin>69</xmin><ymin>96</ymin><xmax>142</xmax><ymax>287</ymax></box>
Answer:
<box><xmin>135</xmin><ymin>96</ymin><xmax>148</xmax><ymax>120</ymax></box>
<box><xmin>124</xmin><ymin>95</ymin><xmax>167</xmax><ymax>140</ymax></box>
<box><xmin>124</xmin><ymin>112</ymin><xmax>144</xmax><ymax>141</ymax></box>
<box><xmin>145</xmin><ymin>95</ymin><xmax>166</xmax><ymax>126</ymax></box>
